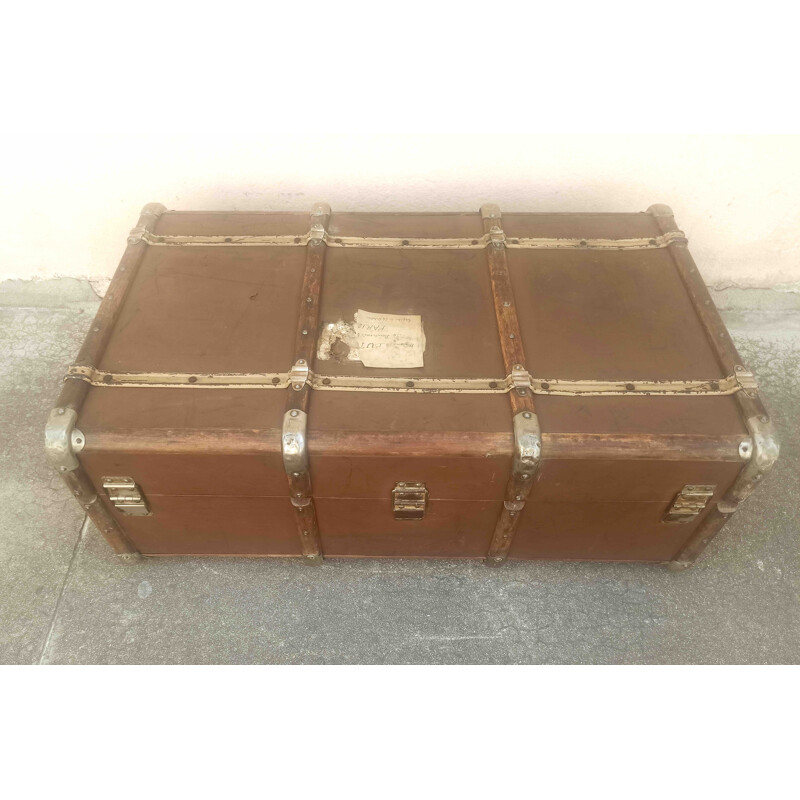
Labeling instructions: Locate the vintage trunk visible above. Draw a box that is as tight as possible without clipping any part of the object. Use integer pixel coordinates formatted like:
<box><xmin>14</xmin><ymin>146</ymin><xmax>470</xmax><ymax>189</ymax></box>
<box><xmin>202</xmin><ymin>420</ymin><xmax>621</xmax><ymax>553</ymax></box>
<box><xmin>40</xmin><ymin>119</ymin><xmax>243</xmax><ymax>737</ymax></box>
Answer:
<box><xmin>45</xmin><ymin>202</ymin><xmax>779</xmax><ymax>568</ymax></box>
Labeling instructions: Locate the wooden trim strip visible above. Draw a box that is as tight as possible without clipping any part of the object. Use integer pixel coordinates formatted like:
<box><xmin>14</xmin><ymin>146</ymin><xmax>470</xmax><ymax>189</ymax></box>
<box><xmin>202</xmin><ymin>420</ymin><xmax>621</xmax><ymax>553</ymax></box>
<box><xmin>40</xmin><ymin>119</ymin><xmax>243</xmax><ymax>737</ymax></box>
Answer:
<box><xmin>51</xmin><ymin>203</ymin><xmax>168</xmax><ymax>559</ymax></box>
<box><xmin>80</xmin><ymin>428</ymin><xmax>746</xmax><ymax>462</ymax></box>
<box><xmin>481</xmin><ymin>205</ymin><xmax>538</xmax><ymax>565</ymax></box>
<box><xmin>282</xmin><ymin>203</ymin><xmax>331</xmax><ymax>564</ymax></box>
<box><xmin>650</xmin><ymin>205</ymin><xmax>779</xmax><ymax>568</ymax></box>
<box><xmin>135</xmin><ymin>228</ymin><xmax>686</xmax><ymax>251</ymax></box>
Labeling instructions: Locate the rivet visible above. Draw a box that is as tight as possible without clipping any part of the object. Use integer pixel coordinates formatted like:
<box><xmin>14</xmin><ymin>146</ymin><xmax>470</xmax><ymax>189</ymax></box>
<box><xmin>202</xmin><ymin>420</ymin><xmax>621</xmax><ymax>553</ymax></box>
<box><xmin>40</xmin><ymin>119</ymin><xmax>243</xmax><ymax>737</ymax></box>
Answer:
<box><xmin>648</xmin><ymin>239</ymin><xmax>656</xmax><ymax>246</ymax></box>
<box><xmin>306</xmin><ymin>297</ymin><xmax>312</xmax><ymax>303</ymax></box>
<box><xmin>310</xmin><ymin>239</ymin><xmax>321</xmax><ymax>246</ymax></box>
<box><xmin>517</xmin><ymin>389</ymin><xmax>526</xmax><ymax>395</ymax></box>
<box><xmin>310</xmin><ymin>268</ymin><xmax>316</xmax><ymax>273</ymax></box>
<box><xmin>59</xmin><ymin>466</ymin><xmax>67</xmax><ymax>472</ymax></box>
<box><xmin>503</xmin><ymin>301</ymin><xmax>511</xmax><ymax>307</ymax></box>
<box><xmin>523</xmin><ymin>412</ymin><xmax>532</xmax><ymax>419</ymax></box>
<box><xmin>271</xmin><ymin>377</ymin><xmax>280</xmax><ymax>385</ymax></box>
<box><xmin>57</xmin><ymin>408</ymin><xmax>65</xmax><ymax>415</ymax></box>
<box><xmin>540</xmin><ymin>382</ymin><xmax>550</xmax><ymax>390</ymax></box>
<box><xmin>579</xmin><ymin>240</ymin><xmax>588</xmax><ymax>247</ymax></box>
<box><xmin>293</xmin><ymin>472</ymin><xmax>300</xmax><ymax>477</ymax></box>
<box><xmin>509</xmin><ymin>333</ymin><xmax>515</xmax><ymax>339</ymax></box>
<box><xmin>402</xmin><ymin>240</ymin><xmax>409</xmax><ymax>246</ymax></box>
<box><xmin>294</xmin><ymin>237</ymin><xmax>301</xmax><ymax>244</ymax></box>
<box><xmin>298</xmin><ymin>360</ymin><xmax>306</xmax><ymax>365</ymax></box>
<box><xmin>755</xmin><ymin>473</ymin><xmax>762</xmax><ymax>480</ymax></box>
<box><xmin>93</xmin><ymin>326</ymin><xmax>100</xmax><ymax>332</ymax></box>
<box><xmin>515</xmin><ymin>495</ymin><xmax>522</xmax><ymax>501</ymax></box>
<box><xmin>521</xmin><ymin>474</ymin><xmax>529</xmax><ymax>480</ymax></box>
<box><xmin>302</xmin><ymin>329</ymin><xmax>308</xmax><ymax>335</ymax></box>
<box><xmin>760</xmin><ymin>415</ymin><xmax>769</xmax><ymax>423</ymax></box>
<box><xmin>296</xmin><ymin>493</ymin><xmax>302</xmax><ymax>498</ymax></box>
<box><xmin>514</xmin><ymin>364</ymin><xmax>523</xmax><ymax>370</ymax></box>
<box><xmin>303</xmin><ymin>531</ymin><xmax>309</xmax><ymax>536</ymax></box>
<box><xmin>290</xmin><ymin>410</ymin><xmax>299</xmax><ymax>417</ymax></box>
<box><xmin>489</xmin><ymin>381</ymin><xmax>498</xmax><ymax>389</ymax></box>
<box><xmin>503</xmin><ymin>534</ymin><xmax>509</xmax><ymax>540</ymax></box>
<box><xmin>188</xmin><ymin>376</ymin><xmax>198</xmax><ymax>383</ymax></box>
<box><xmin>293</xmin><ymin>384</ymin><xmax>302</xmax><ymax>390</ymax></box>
<box><xmin>494</xmin><ymin>557</ymin><xmax>503</xmax><ymax>562</ymax></box>
<box><xmin>509</xmin><ymin>511</ymin><xmax>516</xmax><ymax>517</ymax></box>
<box><xmin>398</xmin><ymin>482</ymin><xmax>406</xmax><ymax>487</ymax></box>
<box><xmin>406</xmin><ymin>381</ymin><xmax>415</xmax><ymax>388</ymax></box>
<box><xmin>305</xmin><ymin>554</ymin><xmax>316</xmax><ymax>559</ymax></box>
<box><xmin>322</xmin><ymin>378</ymin><xmax>331</xmax><ymax>385</ymax></box>
<box><xmin>625</xmin><ymin>383</ymin><xmax>635</xmax><ymax>391</ymax></box>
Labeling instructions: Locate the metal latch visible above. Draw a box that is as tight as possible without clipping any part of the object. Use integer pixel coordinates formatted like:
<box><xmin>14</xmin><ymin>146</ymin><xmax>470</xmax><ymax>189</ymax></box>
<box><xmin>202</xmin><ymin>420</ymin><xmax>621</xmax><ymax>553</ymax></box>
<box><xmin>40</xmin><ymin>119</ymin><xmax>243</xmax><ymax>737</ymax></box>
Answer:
<box><xmin>663</xmin><ymin>484</ymin><xmax>715</xmax><ymax>524</ymax></box>
<box><xmin>392</xmin><ymin>482</ymin><xmax>428</xmax><ymax>520</ymax></box>
<box><xmin>102</xmin><ymin>476</ymin><xmax>150</xmax><ymax>516</ymax></box>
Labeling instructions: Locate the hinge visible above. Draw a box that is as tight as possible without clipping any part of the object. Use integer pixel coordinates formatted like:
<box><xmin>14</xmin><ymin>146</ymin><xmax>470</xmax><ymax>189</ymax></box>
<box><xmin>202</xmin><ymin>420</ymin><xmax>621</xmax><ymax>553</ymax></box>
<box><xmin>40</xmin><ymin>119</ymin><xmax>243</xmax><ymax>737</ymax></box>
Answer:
<box><xmin>734</xmin><ymin>365</ymin><xmax>759</xmax><ymax>396</ymax></box>
<box><xmin>102</xmin><ymin>476</ymin><xmax>150</xmax><ymax>516</ymax></box>
<box><xmin>289</xmin><ymin>359</ymin><xmax>310</xmax><ymax>391</ymax></box>
<box><xmin>392</xmin><ymin>481</ymin><xmax>428</xmax><ymax>520</ymax></box>
<box><xmin>663</xmin><ymin>484</ymin><xmax>715</xmax><ymax>524</ymax></box>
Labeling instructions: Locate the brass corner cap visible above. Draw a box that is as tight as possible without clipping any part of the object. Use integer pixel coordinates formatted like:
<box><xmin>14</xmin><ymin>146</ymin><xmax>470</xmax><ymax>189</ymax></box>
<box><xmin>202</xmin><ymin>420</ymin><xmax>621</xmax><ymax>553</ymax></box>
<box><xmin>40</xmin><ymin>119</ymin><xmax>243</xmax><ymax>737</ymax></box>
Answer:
<box><xmin>647</xmin><ymin>204</ymin><xmax>674</xmax><ymax>217</ymax></box>
<box><xmin>140</xmin><ymin>202</ymin><xmax>167</xmax><ymax>218</ymax></box>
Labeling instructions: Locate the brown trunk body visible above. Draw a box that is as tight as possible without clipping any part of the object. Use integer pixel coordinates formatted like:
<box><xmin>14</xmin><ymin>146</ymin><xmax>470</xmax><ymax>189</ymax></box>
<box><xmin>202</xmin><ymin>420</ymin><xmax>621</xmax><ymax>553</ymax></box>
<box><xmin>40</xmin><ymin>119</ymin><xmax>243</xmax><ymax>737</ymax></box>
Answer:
<box><xmin>45</xmin><ymin>203</ymin><xmax>779</xmax><ymax>567</ymax></box>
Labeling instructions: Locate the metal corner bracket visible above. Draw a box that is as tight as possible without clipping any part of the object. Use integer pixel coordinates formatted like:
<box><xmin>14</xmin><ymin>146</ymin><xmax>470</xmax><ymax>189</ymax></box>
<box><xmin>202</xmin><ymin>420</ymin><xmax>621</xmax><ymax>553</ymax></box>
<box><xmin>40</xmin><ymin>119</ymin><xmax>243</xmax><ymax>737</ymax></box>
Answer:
<box><xmin>282</xmin><ymin>409</ymin><xmax>309</xmax><ymax>475</ymax></box>
<box><xmin>512</xmin><ymin>411</ymin><xmax>542</xmax><ymax>476</ymax></box>
<box><xmin>739</xmin><ymin>412</ymin><xmax>780</xmax><ymax>491</ymax></box>
<box><xmin>44</xmin><ymin>407</ymin><xmax>86</xmax><ymax>472</ymax></box>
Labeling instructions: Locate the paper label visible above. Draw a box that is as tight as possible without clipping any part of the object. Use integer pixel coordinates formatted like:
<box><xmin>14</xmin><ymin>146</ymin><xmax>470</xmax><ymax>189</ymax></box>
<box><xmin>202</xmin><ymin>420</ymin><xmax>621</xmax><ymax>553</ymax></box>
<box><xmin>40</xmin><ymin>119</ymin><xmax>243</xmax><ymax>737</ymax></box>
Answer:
<box><xmin>317</xmin><ymin>309</ymin><xmax>426</xmax><ymax>369</ymax></box>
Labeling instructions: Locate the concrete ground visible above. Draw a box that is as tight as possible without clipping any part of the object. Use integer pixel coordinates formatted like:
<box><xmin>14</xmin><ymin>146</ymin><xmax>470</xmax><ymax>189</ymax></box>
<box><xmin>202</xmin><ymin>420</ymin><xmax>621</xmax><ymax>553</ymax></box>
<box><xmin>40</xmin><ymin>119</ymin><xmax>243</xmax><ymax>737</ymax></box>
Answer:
<box><xmin>1</xmin><ymin>279</ymin><xmax>798</xmax><ymax>664</ymax></box>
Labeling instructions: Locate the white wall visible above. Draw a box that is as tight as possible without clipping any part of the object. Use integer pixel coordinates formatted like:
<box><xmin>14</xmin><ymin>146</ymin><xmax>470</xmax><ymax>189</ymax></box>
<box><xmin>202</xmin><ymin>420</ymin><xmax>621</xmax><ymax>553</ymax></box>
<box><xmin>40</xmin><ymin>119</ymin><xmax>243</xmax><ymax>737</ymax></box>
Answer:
<box><xmin>2</xmin><ymin>134</ymin><xmax>798</xmax><ymax>290</ymax></box>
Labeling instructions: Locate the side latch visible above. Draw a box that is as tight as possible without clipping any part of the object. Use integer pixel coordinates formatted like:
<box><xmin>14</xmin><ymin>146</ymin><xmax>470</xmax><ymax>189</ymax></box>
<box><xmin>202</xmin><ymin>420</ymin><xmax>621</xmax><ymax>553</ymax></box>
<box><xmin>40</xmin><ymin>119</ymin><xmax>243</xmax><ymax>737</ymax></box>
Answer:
<box><xmin>102</xmin><ymin>477</ymin><xmax>151</xmax><ymax>516</ymax></box>
<box><xmin>392</xmin><ymin>482</ymin><xmax>428</xmax><ymax>520</ymax></box>
<box><xmin>663</xmin><ymin>484</ymin><xmax>715</xmax><ymax>524</ymax></box>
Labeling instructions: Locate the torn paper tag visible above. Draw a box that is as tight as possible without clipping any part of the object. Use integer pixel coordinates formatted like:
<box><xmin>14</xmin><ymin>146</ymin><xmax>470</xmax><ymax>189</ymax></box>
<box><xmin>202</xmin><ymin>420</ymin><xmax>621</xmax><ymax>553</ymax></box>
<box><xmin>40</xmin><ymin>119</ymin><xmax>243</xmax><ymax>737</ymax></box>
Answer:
<box><xmin>317</xmin><ymin>310</ymin><xmax>426</xmax><ymax>369</ymax></box>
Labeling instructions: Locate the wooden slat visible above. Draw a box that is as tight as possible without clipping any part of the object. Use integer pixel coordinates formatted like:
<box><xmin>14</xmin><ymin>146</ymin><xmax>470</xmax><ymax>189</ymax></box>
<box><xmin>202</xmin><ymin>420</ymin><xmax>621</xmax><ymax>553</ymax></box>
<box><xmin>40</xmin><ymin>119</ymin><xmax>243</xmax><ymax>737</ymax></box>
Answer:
<box><xmin>650</xmin><ymin>205</ymin><xmax>777</xmax><ymax>568</ymax></box>
<box><xmin>283</xmin><ymin>204</ymin><xmax>331</xmax><ymax>563</ymax></box>
<box><xmin>481</xmin><ymin>204</ymin><xmax>539</xmax><ymax>565</ymax></box>
<box><xmin>53</xmin><ymin>203</ymin><xmax>166</xmax><ymax>559</ymax></box>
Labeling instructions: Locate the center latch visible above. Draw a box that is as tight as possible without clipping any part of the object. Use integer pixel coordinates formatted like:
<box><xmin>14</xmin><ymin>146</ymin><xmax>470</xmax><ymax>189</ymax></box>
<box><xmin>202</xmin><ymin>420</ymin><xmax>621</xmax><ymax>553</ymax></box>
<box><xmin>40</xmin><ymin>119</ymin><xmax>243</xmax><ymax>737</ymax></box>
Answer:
<box><xmin>392</xmin><ymin>482</ymin><xmax>428</xmax><ymax>520</ymax></box>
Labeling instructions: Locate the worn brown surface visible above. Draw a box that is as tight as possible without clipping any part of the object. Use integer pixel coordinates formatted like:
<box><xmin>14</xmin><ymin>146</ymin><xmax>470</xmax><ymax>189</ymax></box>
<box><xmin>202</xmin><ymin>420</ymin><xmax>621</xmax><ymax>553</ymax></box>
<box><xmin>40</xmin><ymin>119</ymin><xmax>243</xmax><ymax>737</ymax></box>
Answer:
<box><xmin>72</xmin><ymin>210</ymin><xmax>753</xmax><ymax>561</ymax></box>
